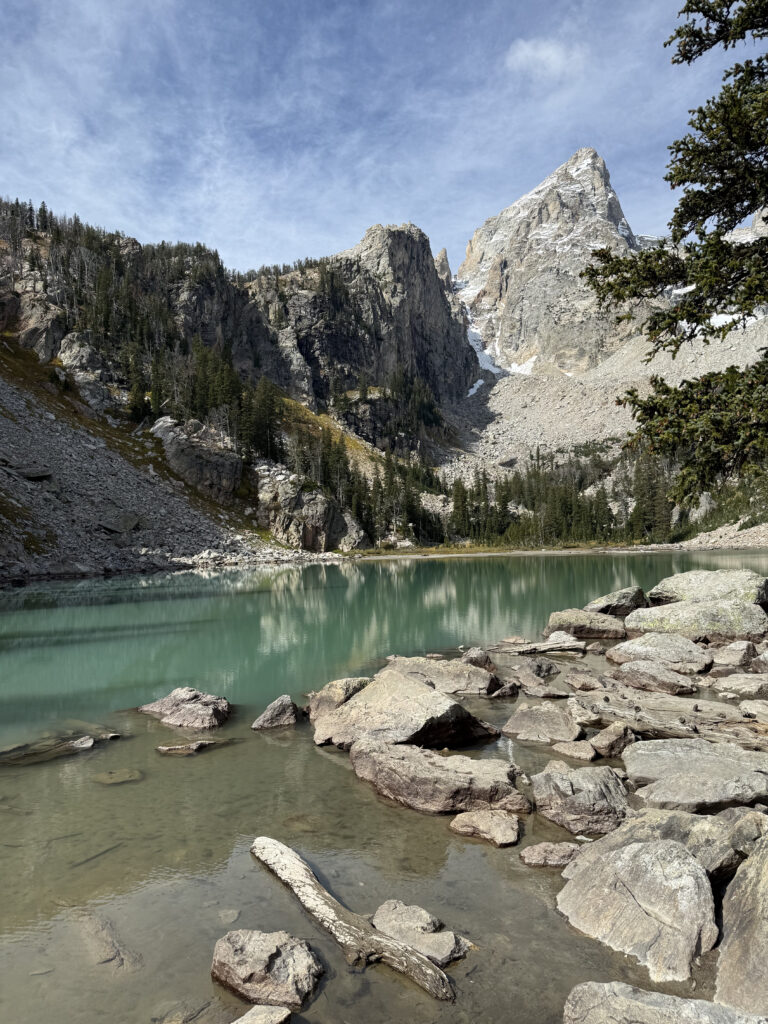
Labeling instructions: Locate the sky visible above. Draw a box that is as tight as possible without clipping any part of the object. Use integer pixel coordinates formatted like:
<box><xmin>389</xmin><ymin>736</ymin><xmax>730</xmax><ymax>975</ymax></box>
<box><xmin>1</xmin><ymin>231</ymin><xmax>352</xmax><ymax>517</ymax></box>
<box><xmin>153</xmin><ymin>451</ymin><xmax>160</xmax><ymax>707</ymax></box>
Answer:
<box><xmin>0</xmin><ymin>0</ymin><xmax>744</xmax><ymax>272</ymax></box>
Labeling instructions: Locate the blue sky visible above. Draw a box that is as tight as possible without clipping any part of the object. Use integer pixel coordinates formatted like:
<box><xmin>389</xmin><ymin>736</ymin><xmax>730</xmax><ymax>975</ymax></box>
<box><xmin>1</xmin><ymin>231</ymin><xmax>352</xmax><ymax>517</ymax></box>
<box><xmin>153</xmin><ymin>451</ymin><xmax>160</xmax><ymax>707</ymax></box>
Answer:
<box><xmin>1</xmin><ymin>0</ymin><xmax>741</xmax><ymax>272</ymax></box>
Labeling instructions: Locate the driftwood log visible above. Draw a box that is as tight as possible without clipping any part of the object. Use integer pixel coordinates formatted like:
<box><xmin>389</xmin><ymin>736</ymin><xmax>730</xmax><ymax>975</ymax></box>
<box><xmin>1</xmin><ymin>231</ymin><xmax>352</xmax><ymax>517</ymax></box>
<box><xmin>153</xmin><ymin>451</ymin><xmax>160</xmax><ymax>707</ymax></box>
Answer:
<box><xmin>250</xmin><ymin>836</ymin><xmax>454</xmax><ymax>1001</ymax></box>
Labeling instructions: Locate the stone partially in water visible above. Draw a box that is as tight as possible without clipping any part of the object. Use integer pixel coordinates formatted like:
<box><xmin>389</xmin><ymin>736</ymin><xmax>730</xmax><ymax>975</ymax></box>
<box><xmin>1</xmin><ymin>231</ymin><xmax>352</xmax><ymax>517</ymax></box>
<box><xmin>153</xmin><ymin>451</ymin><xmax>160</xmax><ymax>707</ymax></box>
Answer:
<box><xmin>384</xmin><ymin>656</ymin><xmax>501</xmax><ymax>695</ymax></box>
<box><xmin>545</xmin><ymin>609</ymin><xmax>626</xmax><ymax>640</ymax></box>
<box><xmin>139</xmin><ymin>687</ymin><xmax>231</xmax><ymax>730</ymax></box>
<box><xmin>519</xmin><ymin>842</ymin><xmax>580</xmax><ymax>868</ymax></box>
<box><xmin>557</xmin><ymin>840</ymin><xmax>718</xmax><ymax>982</ymax></box>
<box><xmin>501</xmin><ymin>702</ymin><xmax>583</xmax><ymax>744</ymax></box>
<box><xmin>584</xmin><ymin>586</ymin><xmax>648</xmax><ymax>617</ymax></box>
<box><xmin>370</xmin><ymin>899</ymin><xmax>470</xmax><ymax>967</ymax></box>
<box><xmin>210</xmin><ymin>929</ymin><xmax>322</xmax><ymax>1009</ymax></box>
<box><xmin>531</xmin><ymin>761</ymin><xmax>628</xmax><ymax>834</ymax></box>
<box><xmin>0</xmin><ymin>733</ymin><xmax>97</xmax><ymax>766</ymax></box>
<box><xmin>156</xmin><ymin>740</ymin><xmax>218</xmax><ymax>756</ymax></box>
<box><xmin>449</xmin><ymin>809</ymin><xmax>521</xmax><ymax>846</ymax></box>
<box><xmin>251</xmin><ymin>695</ymin><xmax>301</xmax><ymax>730</ymax></box>
<box><xmin>237</xmin><ymin>1008</ymin><xmax>292</xmax><ymax>1024</ymax></box>
<box><xmin>92</xmin><ymin>768</ymin><xmax>143</xmax><ymax>785</ymax></box>
<box><xmin>564</xmin><ymin>981</ymin><xmax>768</xmax><ymax>1024</ymax></box>
<box><xmin>349</xmin><ymin>740</ymin><xmax>530</xmax><ymax>815</ymax></box>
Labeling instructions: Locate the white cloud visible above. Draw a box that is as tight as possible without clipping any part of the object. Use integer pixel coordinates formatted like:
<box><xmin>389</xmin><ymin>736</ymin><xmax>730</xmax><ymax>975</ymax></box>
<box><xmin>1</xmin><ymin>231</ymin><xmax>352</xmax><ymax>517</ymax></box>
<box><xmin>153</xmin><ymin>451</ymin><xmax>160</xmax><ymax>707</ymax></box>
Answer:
<box><xmin>504</xmin><ymin>37</ymin><xmax>587</xmax><ymax>83</ymax></box>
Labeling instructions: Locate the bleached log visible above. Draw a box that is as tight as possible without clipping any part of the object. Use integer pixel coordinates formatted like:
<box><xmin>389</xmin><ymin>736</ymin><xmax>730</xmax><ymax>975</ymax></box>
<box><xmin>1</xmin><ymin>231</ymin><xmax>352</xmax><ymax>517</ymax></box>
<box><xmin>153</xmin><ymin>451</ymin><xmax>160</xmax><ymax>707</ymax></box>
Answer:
<box><xmin>250</xmin><ymin>836</ymin><xmax>454</xmax><ymax>1001</ymax></box>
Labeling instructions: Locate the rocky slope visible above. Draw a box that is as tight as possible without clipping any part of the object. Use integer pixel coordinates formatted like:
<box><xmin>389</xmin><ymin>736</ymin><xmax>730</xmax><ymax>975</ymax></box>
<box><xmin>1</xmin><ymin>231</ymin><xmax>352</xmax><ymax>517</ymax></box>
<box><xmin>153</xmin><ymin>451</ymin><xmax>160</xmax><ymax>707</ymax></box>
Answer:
<box><xmin>457</xmin><ymin>147</ymin><xmax>657</xmax><ymax>374</ymax></box>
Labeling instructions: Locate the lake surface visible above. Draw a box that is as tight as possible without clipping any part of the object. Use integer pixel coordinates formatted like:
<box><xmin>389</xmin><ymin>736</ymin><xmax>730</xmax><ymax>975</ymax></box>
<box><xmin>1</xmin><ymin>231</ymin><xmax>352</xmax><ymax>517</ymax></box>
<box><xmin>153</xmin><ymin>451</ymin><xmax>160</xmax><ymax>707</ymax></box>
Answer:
<box><xmin>2</xmin><ymin>549</ymin><xmax>768</xmax><ymax>1024</ymax></box>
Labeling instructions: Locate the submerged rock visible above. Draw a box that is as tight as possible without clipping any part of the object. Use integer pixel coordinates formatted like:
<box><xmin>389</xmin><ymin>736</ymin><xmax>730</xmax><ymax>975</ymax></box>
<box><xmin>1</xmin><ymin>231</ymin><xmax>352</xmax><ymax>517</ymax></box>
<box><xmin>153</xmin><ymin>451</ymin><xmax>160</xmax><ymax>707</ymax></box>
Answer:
<box><xmin>519</xmin><ymin>841</ymin><xmax>580</xmax><ymax>868</ymax></box>
<box><xmin>544</xmin><ymin>609</ymin><xmax>626</xmax><ymax>640</ymax></box>
<box><xmin>717</xmin><ymin>837</ymin><xmax>768</xmax><ymax>1014</ymax></box>
<box><xmin>648</xmin><ymin>569</ymin><xmax>768</xmax><ymax>606</ymax></box>
<box><xmin>501</xmin><ymin>703</ymin><xmax>583</xmax><ymax>744</ymax></box>
<box><xmin>531</xmin><ymin>760</ymin><xmax>628</xmax><ymax>835</ymax></box>
<box><xmin>606</xmin><ymin>632</ymin><xmax>713</xmax><ymax>674</ymax></box>
<box><xmin>584</xmin><ymin>586</ymin><xmax>648</xmax><ymax>617</ymax></box>
<box><xmin>557</xmin><ymin>840</ymin><xmax>718</xmax><ymax>982</ymax></box>
<box><xmin>449</xmin><ymin>809</ymin><xmax>521</xmax><ymax>846</ymax></box>
<box><xmin>349</xmin><ymin>740</ymin><xmax>530</xmax><ymax>815</ymax></box>
<box><xmin>370</xmin><ymin>899</ymin><xmax>470</xmax><ymax>968</ymax></box>
<box><xmin>92</xmin><ymin>768</ymin><xmax>143</xmax><ymax>785</ymax></box>
<box><xmin>210</xmin><ymin>930</ymin><xmax>322</xmax><ymax>1009</ymax></box>
<box><xmin>625</xmin><ymin>600</ymin><xmax>768</xmax><ymax>643</ymax></box>
<box><xmin>251</xmin><ymin>695</ymin><xmax>302</xmax><ymax>730</ymax></box>
<box><xmin>563</xmin><ymin>981</ymin><xmax>768</xmax><ymax>1024</ymax></box>
<box><xmin>139</xmin><ymin>687</ymin><xmax>231</xmax><ymax>730</ymax></box>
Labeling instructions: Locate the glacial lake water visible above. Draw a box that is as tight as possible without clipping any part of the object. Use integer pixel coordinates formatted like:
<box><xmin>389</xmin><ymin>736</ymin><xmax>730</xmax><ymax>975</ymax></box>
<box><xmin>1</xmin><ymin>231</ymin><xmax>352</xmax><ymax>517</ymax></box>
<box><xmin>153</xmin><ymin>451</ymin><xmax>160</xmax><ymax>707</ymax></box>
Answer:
<box><xmin>2</xmin><ymin>549</ymin><xmax>768</xmax><ymax>1024</ymax></box>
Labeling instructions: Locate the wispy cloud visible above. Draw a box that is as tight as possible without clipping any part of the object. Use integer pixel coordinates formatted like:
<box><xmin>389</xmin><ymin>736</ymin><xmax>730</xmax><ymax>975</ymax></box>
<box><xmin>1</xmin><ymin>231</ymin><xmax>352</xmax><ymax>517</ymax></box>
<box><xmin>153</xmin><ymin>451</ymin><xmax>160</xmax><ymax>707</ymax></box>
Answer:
<box><xmin>0</xmin><ymin>0</ymin><xmax>737</xmax><ymax>272</ymax></box>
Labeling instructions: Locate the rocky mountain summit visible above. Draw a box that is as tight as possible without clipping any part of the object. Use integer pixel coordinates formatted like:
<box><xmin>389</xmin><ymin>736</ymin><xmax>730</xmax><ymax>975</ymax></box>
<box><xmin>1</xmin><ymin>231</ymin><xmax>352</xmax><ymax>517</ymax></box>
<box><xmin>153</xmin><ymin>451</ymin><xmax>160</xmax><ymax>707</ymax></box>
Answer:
<box><xmin>457</xmin><ymin>147</ymin><xmax>657</xmax><ymax>374</ymax></box>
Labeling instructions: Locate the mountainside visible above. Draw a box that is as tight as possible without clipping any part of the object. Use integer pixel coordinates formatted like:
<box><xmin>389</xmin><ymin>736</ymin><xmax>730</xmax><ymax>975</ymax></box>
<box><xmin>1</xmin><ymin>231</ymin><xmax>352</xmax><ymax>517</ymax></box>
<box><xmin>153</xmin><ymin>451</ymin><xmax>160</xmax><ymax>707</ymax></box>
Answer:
<box><xmin>457</xmin><ymin>147</ymin><xmax>657</xmax><ymax>373</ymax></box>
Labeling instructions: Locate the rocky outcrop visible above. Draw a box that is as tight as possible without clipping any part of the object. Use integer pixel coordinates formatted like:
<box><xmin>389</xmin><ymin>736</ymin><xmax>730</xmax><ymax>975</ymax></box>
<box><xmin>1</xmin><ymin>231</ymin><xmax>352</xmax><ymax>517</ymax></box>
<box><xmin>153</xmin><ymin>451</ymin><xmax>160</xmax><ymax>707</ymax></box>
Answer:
<box><xmin>210</xmin><ymin>930</ymin><xmax>322</xmax><ymax>1008</ymax></box>
<box><xmin>584</xmin><ymin>586</ymin><xmax>648</xmax><ymax>617</ymax></box>
<box><xmin>625</xmin><ymin>600</ymin><xmax>768</xmax><ymax>643</ymax></box>
<box><xmin>648</xmin><ymin>569</ymin><xmax>768</xmax><ymax>606</ymax></box>
<box><xmin>150</xmin><ymin>417</ymin><xmax>243</xmax><ymax>501</ymax></box>
<box><xmin>717</xmin><ymin>837</ymin><xmax>768</xmax><ymax>1014</ymax></box>
<box><xmin>138</xmin><ymin>687</ymin><xmax>231</xmax><ymax>729</ymax></box>
<box><xmin>449</xmin><ymin>809</ymin><xmax>521</xmax><ymax>846</ymax></box>
<box><xmin>269</xmin><ymin>483</ymin><xmax>369</xmax><ymax>552</ymax></box>
<box><xmin>531</xmin><ymin>761</ymin><xmax>628</xmax><ymax>834</ymax></box>
<box><xmin>457</xmin><ymin>148</ymin><xmax>652</xmax><ymax>373</ymax></box>
<box><xmin>606</xmin><ymin>632</ymin><xmax>713</xmax><ymax>674</ymax></box>
<box><xmin>312</xmin><ymin>668</ymin><xmax>494</xmax><ymax>749</ymax></box>
<box><xmin>563</xmin><ymin>982</ymin><xmax>768</xmax><ymax>1024</ymax></box>
<box><xmin>544</xmin><ymin>609</ymin><xmax>626</xmax><ymax>640</ymax></box>
<box><xmin>557</xmin><ymin>840</ymin><xmax>718</xmax><ymax>982</ymax></box>
<box><xmin>370</xmin><ymin>900</ymin><xmax>470</xmax><ymax>968</ymax></box>
<box><xmin>349</xmin><ymin>740</ymin><xmax>530</xmax><ymax>815</ymax></box>
<box><xmin>251</xmin><ymin>695</ymin><xmax>301</xmax><ymax>730</ymax></box>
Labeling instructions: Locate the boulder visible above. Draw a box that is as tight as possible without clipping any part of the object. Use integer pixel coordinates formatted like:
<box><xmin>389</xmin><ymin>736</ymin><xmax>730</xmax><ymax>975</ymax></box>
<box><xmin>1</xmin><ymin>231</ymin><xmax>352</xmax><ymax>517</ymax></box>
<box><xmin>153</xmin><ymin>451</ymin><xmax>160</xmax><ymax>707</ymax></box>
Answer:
<box><xmin>460</xmin><ymin>647</ymin><xmax>494</xmax><ymax>669</ymax></box>
<box><xmin>514</xmin><ymin>666</ymin><xmax>570</xmax><ymax>698</ymax></box>
<box><xmin>606</xmin><ymin>632</ymin><xmax>713</xmax><ymax>674</ymax></box>
<box><xmin>139</xmin><ymin>687</ymin><xmax>231</xmax><ymax>729</ymax></box>
<box><xmin>624</xmin><ymin>739</ymin><xmax>768</xmax><ymax>813</ymax></box>
<box><xmin>370</xmin><ymin>900</ymin><xmax>470</xmax><ymax>968</ymax></box>
<box><xmin>237</xmin><ymin>1008</ymin><xmax>292</xmax><ymax>1024</ymax></box>
<box><xmin>590</xmin><ymin>722</ymin><xmax>635</xmax><ymax>758</ymax></box>
<box><xmin>544</xmin><ymin>609</ymin><xmax>626</xmax><ymax>640</ymax></box>
<box><xmin>210</xmin><ymin>930</ymin><xmax>322</xmax><ymax>1009</ymax></box>
<box><xmin>717</xmin><ymin>837</ymin><xmax>768</xmax><ymax>1014</ymax></box>
<box><xmin>58</xmin><ymin>331</ymin><xmax>105</xmax><ymax>371</ymax></box>
<box><xmin>716</xmin><ymin>808</ymin><xmax>768</xmax><ymax>858</ymax></box>
<box><xmin>713</xmin><ymin>641</ymin><xmax>758</xmax><ymax>669</ymax></box>
<box><xmin>557</xmin><ymin>840</ymin><xmax>718</xmax><ymax>982</ymax></box>
<box><xmin>306</xmin><ymin>677</ymin><xmax>370</xmax><ymax>721</ymax></box>
<box><xmin>563</xmin><ymin>981</ymin><xmax>768</xmax><ymax>1024</ymax></box>
<box><xmin>625</xmin><ymin>600</ymin><xmax>768</xmax><ymax>643</ymax></box>
<box><xmin>526</xmin><ymin>656</ymin><xmax>561</xmax><ymax>678</ymax></box>
<box><xmin>251</xmin><ymin>695</ymin><xmax>301</xmax><ymax>730</ymax></box>
<box><xmin>501</xmin><ymin>703</ymin><xmax>583</xmax><ymax>744</ymax></box>
<box><xmin>584</xmin><ymin>586</ymin><xmax>648</xmax><ymax>617</ymax></box>
<box><xmin>531</xmin><ymin>760</ymin><xmax>628</xmax><ymax>834</ymax></box>
<box><xmin>561</xmin><ymin>808</ymin><xmax>744</xmax><ymax>881</ymax></box>
<box><xmin>384</xmin><ymin>656</ymin><xmax>500</xmax><ymax>695</ymax></box>
<box><xmin>519</xmin><ymin>842</ymin><xmax>580</xmax><ymax>868</ymax></box>
<box><xmin>711</xmin><ymin>675</ymin><xmax>768</xmax><ymax>700</ymax></box>
<box><xmin>613</xmin><ymin>660</ymin><xmax>697</xmax><ymax>695</ymax></box>
<box><xmin>741</xmin><ymin>699</ymin><xmax>768</xmax><ymax>722</ymax></box>
<box><xmin>648</xmin><ymin>569</ymin><xmax>768</xmax><ymax>606</ymax></box>
<box><xmin>752</xmin><ymin>651</ymin><xmax>768</xmax><ymax>673</ymax></box>
<box><xmin>551</xmin><ymin>740</ymin><xmax>598</xmax><ymax>761</ymax></box>
<box><xmin>562</xmin><ymin>667</ymin><xmax>605</xmax><ymax>692</ymax></box>
<box><xmin>349</xmin><ymin>740</ymin><xmax>530</xmax><ymax>815</ymax></box>
<box><xmin>313</xmin><ymin>669</ymin><xmax>494</xmax><ymax>750</ymax></box>
<box><xmin>449</xmin><ymin>809</ymin><xmax>521</xmax><ymax>846</ymax></box>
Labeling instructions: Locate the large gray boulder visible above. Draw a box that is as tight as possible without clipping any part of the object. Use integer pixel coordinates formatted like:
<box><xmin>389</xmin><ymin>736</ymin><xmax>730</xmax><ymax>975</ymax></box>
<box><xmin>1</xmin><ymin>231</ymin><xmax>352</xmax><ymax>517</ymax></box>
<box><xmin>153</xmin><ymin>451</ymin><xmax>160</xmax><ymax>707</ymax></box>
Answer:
<box><xmin>584</xmin><ymin>586</ymin><xmax>648</xmax><ymax>617</ymax></box>
<box><xmin>501</xmin><ymin>703</ymin><xmax>583</xmax><ymax>744</ymax></box>
<box><xmin>544</xmin><ymin>609</ymin><xmax>626</xmax><ymax>640</ymax></box>
<box><xmin>606</xmin><ymin>632</ymin><xmax>713</xmax><ymax>674</ymax></box>
<box><xmin>306</xmin><ymin>677</ymin><xmax>370</xmax><ymax>721</ymax></box>
<box><xmin>557</xmin><ymin>840</ymin><xmax>718</xmax><ymax>982</ymax></box>
<box><xmin>384</xmin><ymin>656</ymin><xmax>500</xmax><ymax>695</ymax></box>
<box><xmin>613</xmin><ymin>660</ymin><xmax>697</xmax><ymax>695</ymax></box>
<box><xmin>449</xmin><ymin>809</ymin><xmax>521</xmax><ymax>846</ymax></box>
<box><xmin>312</xmin><ymin>668</ymin><xmax>493</xmax><ymax>749</ymax></box>
<box><xmin>370</xmin><ymin>900</ymin><xmax>470</xmax><ymax>968</ymax></box>
<box><xmin>210</xmin><ymin>930</ymin><xmax>322</xmax><ymax>1008</ymax></box>
<box><xmin>531</xmin><ymin>760</ymin><xmax>628</xmax><ymax>834</ymax></box>
<box><xmin>649</xmin><ymin>569</ymin><xmax>768</xmax><ymax>606</ymax></box>
<box><xmin>624</xmin><ymin>739</ymin><xmax>768</xmax><ymax>813</ymax></box>
<box><xmin>139</xmin><ymin>687</ymin><xmax>231</xmax><ymax>729</ymax></box>
<box><xmin>717</xmin><ymin>837</ymin><xmax>768</xmax><ymax>1014</ymax></box>
<box><xmin>563</xmin><ymin>981</ymin><xmax>768</xmax><ymax>1024</ymax></box>
<box><xmin>349</xmin><ymin>740</ymin><xmax>530</xmax><ymax>815</ymax></box>
<box><xmin>625</xmin><ymin>600</ymin><xmax>768</xmax><ymax>643</ymax></box>
<box><xmin>562</xmin><ymin>807</ymin><xmax>745</xmax><ymax>881</ymax></box>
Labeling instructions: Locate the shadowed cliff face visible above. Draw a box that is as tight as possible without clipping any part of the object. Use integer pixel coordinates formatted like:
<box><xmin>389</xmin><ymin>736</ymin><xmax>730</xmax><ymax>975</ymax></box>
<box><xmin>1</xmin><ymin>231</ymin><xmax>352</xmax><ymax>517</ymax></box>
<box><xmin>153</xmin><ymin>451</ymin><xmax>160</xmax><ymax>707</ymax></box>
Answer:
<box><xmin>457</xmin><ymin>147</ymin><xmax>657</xmax><ymax>374</ymax></box>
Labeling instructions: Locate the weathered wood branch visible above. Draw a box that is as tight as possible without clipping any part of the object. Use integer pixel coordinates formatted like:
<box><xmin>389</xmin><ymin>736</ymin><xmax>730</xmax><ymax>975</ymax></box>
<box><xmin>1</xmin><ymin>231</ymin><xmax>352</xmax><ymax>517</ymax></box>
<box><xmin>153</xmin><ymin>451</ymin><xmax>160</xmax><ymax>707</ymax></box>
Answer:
<box><xmin>250</xmin><ymin>836</ymin><xmax>454</xmax><ymax>1002</ymax></box>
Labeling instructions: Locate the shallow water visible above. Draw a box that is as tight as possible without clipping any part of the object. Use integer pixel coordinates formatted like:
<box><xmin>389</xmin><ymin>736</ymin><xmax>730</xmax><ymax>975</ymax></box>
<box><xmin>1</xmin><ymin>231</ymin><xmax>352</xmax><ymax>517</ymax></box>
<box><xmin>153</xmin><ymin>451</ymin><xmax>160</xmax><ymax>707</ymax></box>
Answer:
<box><xmin>2</xmin><ymin>550</ymin><xmax>767</xmax><ymax>1024</ymax></box>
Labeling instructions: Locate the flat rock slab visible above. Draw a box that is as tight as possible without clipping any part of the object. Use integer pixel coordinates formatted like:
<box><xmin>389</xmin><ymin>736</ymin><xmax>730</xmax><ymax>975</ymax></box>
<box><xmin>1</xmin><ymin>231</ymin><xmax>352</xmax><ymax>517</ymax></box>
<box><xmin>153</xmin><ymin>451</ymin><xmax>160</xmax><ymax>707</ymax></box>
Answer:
<box><xmin>562</xmin><ymin>668</ymin><xmax>605</xmax><ymax>692</ymax></box>
<box><xmin>92</xmin><ymin>768</ymin><xmax>143</xmax><ymax>784</ymax></box>
<box><xmin>712</xmin><ymin>675</ymin><xmax>768</xmax><ymax>699</ymax></box>
<box><xmin>564</xmin><ymin>981</ymin><xmax>768</xmax><ymax>1024</ymax></box>
<box><xmin>236</xmin><ymin>1007</ymin><xmax>292</xmax><ymax>1024</ymax></box>
<box><xmin>210</xmin><ymin>930</ymin><xmax>322</xmax><ymax>1009</ymax></box>
<box><xmin>531</xmin><ymin>760</ymin><xmax>628</xmax><ymax>835</ymax></box>
<box><xmin>557</xmin><ymin>839</ymin><xmax>718</xmax><ymax>982</ymax></box>
<box><xmin>545</xmin><ymin>609</ymin><xmax>626</xmax><ymax>640</ymax></box>
<box><xmin>139</xmin><ymin>687</ymin><xmax>231</xmax><ymax>730</ymax></box>
<box><xmin>614</xmin><ymin>660</ymin><xmax>697</xmax><ymax>695</ymax></box>
<box><xmin>307</xmin><ymin>677</ymin><xmax>370</xmax><ymax>721</ymax></box>
<box><xmin>385</xmin><ymin>656</ymin><xmax>500</xmax><ymax>695</ymax></box>
<box><xmin>717</xmin><ymin>836</ymin><xmax>768</xmax><ymax>1014</ymax></box>
<box><xmin>449</xmin><ymin>809</ymin><xmax>521</xmax><ymax>846</ymax></box>
<box><xmin>501</xmin><ymin>702</ymin><xmax>583</xmax><ymax>744</ymax></box>
<box><xmin>156</xmin><ymin>740</ymin><xmax>218</xmax><ymax>756</ymax></box>
<box><xmin>649</xmin><ymin>569</ymin><xmax>768</xmax><ymax>606</ymax></box>
<box><xmin>519</xmin><ymin>841</ymin><xmax>580</xmax><ymax>867</ymax></box>
<box><xmin>606</xmin><ymin>632</ymin><xmax>713</xmax><ymax>674</ymax></box>
<box><xmin>493</xmin><ymin>631</ymin><xmax>586</xmax><ymax>657</ymax></box>
<box><xmin>584</xmin><ymin>586</ymin><xmax>648</xmax><ymax>617</ymax></box>
<box><xmin>312</xmin><ymin>669</ymin><xmax>493</xmax><ymax>750</ymax></box>
<box><xmin>349</xmin><ymin>740</ymin><xmax>530</xmax><ymax>815</ymax></box>
<box><xmin>0</xmin><ymin>732</ymin><xmax>97</xmax><ymax>765</ymax></box>
<box><xmin>562</xmin><ymin>807</ymin><xmax>744</xmax><ymax>881</ymax></box>
<box><xmin>625</xmin><ymin>600</ymin><xmax>768</xmax><ymax>643</ymax></box>
<box><xmin>251</xmin><ymin>695</ymin><xmax>301</xmax><ymax>730</ymax></box>
<box><xmin>551</xmin><ymin>740</ymin><xmax>597</xmax><ymax>761</ymax></box>
<box><xmin>370</xmin><ymin>900</ymin><xmax>469</xmax><ymax>968</ymax></box>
